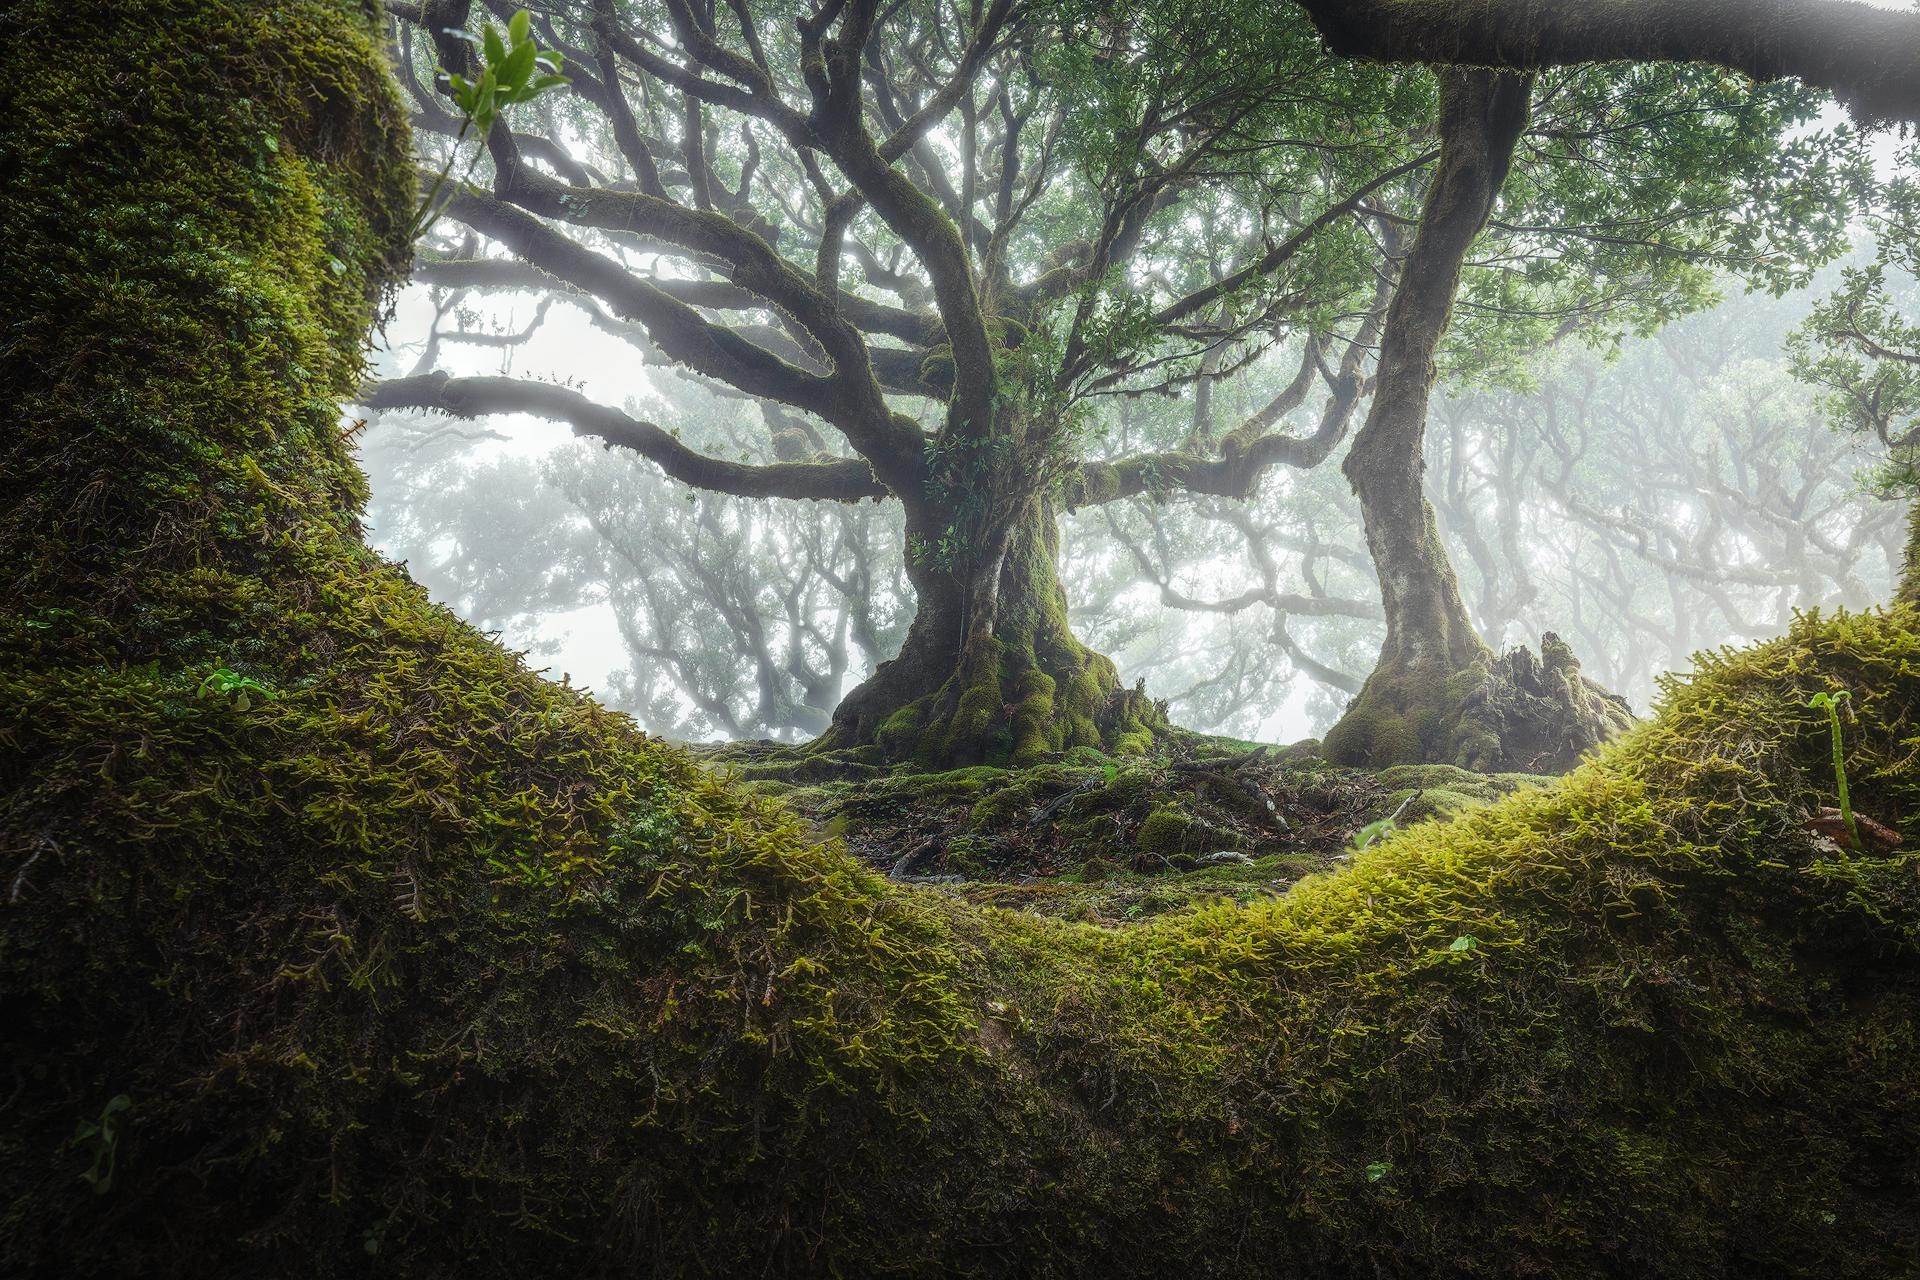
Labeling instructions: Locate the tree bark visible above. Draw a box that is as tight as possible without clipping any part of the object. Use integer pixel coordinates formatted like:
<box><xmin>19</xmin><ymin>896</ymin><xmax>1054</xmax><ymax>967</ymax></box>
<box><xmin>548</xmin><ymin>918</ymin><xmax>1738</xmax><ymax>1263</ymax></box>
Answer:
<box><xmin>1325</xmin><ymin>70</ymin><xmax>1632</xmax><ymax>772</ymax></box>
<box><xmin>819</xmin><ymin>483</ymin><xmax>1163</xmax><ymax>766</ymax></box>
<box><xmin>1292</xmin><ymin>0</ymin><xmax>1920</xmax><ymax>126</ymax></box>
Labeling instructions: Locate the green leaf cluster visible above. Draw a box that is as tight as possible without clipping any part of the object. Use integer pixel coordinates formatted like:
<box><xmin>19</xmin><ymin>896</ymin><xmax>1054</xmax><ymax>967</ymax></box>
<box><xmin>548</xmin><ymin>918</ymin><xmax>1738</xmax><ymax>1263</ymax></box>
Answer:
<box><xmin>444</xmin><ymin>10</ymin><xmax>567</xmax><ymax>140</ymax></box>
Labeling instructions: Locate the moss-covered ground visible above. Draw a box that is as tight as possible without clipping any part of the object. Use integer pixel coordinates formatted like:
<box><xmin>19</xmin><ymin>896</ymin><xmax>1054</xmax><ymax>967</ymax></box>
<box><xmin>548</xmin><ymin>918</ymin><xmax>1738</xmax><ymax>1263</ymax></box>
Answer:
<box><xmin>8</xmin><ymin>3</ymin><xmax>1920</xmax><ymax>1276</ymax></box>
<box><xmin>701</xmin><ymin>739</ymin><xmax>1542</xmax><ymax>922</ymax></box>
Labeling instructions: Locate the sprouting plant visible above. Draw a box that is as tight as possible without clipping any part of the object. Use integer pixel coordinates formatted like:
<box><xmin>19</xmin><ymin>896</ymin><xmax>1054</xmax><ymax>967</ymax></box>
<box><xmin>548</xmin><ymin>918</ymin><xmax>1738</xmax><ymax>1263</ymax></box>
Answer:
<box><xmin>197</xmin><ymin>668</ymin><xmax>278</xmax><ymax>712</ymax></box>
<box><xmin>1350</xmin><ymin>816</ymin><xmax>1397</xmax><ymax>852</ymax></box>
<box><xmin>1807</xmin><ymin>689</ymin><xmax>1861</xmax><ymax>851</ymax></box>
<box><xmin>409</xmin><ymin>11</ymin><xmax>568</xmax><ymax>243</ymax></box>
<box><xmin>73</xmin><ymin>1094</ymin><xmax>131</xmax><ymax>1195</ymax></box>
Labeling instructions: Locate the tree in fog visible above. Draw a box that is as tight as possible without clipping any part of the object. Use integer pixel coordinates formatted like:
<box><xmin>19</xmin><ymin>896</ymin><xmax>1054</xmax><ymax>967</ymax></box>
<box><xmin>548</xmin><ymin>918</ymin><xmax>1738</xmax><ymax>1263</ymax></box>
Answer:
<box><xmin>1794</xmin><ymin>137</ymin><xmax>1920</xmax><ymax>595</ymax></box>
<box><xmin>369</xmin><ymin>0</ymin><xmax>1421</xmax><ymax>765</ymax></box>
<box><xmin>365</xmin><ymin>0</ymin><xmax>1856</xmax><ymax>770</ymax></box>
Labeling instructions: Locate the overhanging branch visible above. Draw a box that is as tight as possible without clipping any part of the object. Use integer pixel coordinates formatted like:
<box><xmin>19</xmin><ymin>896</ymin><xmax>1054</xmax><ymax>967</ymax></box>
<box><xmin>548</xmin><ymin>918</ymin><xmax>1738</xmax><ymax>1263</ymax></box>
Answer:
<box><xmin>361</xmin><ymin>373</ymin><xmax>889</xmax><ymax>503</ymax></box>
<box><xmin>1292</xmin><ymin>0</ymin><xmax>1920</xmax><ymax>125</ymax></box>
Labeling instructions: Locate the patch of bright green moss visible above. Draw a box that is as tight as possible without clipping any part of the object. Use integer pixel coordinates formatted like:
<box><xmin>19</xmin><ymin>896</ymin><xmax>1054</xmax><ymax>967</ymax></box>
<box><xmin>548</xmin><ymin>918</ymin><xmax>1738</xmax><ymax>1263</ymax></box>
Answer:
<box><xmin>1136</xmin><ymin>807</ymin><xmax>1201</xmax><ymax>856</ymax></box>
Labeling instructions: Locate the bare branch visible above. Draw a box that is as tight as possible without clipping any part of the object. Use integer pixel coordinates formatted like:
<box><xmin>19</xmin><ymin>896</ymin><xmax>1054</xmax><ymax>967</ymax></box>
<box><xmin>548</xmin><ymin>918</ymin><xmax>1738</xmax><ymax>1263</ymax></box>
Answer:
<box><xmin>361</xmin><ymin>373</ymin><xmax>888</xmax><ymax>503</ymax></box>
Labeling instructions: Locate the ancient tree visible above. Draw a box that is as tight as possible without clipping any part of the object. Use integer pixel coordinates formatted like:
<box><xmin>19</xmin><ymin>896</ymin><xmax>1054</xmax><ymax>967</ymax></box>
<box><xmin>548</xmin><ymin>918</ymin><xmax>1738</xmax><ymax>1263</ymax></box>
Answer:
<box><xmin>367</xmin><ymin>0</ymin><xmax>1425</xmax><ymax>765</ymax></box>
<box><xmin>1307</xmin><ymin>47</ymin><xmax>1856</xmax><ymax>768</ymax></box>
<box><xmin>1293</xmin><ymin>0</ymin><xmax>1920</xmax><ymax>612</ymax></box>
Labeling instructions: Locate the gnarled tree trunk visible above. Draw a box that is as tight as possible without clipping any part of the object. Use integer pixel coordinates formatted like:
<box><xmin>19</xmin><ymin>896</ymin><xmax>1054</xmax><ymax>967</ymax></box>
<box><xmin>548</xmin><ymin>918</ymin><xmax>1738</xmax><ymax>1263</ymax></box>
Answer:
<box><xmin>819</xmin><ymin>480</ymin><xmax>1162</xmax><ymax>766</ymax></box>
<box><xmin>1324</xmin><ymin>70</ymin><xmax>1632</xmax><ymax>772</ymax></box>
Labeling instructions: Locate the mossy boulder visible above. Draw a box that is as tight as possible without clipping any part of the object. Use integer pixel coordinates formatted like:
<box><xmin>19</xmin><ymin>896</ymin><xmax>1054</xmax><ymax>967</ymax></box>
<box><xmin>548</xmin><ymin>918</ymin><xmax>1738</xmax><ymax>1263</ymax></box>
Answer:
<box><xmin>1136</xmin><ymin>807</ymin><xmax>1200</xmax><ymax>855</ymax></box>
<box><xmin>1133</xmin><ymin>807</ymin><xmax>1241</xmax><ymax>861</ymax></box>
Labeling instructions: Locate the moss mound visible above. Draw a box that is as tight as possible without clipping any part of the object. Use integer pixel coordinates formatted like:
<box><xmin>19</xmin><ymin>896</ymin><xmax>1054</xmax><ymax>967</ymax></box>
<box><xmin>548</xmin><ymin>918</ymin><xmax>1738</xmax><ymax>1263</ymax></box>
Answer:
<box><xmin>7</xmin><ymin>4</ymin><xmax>1920</xmax><ymax>1276</ymax></box>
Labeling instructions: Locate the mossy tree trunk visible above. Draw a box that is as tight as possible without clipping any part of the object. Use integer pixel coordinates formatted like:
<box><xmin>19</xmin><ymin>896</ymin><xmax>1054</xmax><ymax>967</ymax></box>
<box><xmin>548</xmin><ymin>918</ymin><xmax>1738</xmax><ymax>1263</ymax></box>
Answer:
<box><xmin>819</xmin><ymin>467</ymin><xmax>1162</xmax><ymax>767</ymax></box>
<box><xmin>1899</xmin><ymin>500</ymin><xmax>1920</xmax><ymax>606</ymax></box>
<box><xmin>1325</xmin><ymin>70</ymin><xmax>1632</xmax><ymax>773</ymax></box>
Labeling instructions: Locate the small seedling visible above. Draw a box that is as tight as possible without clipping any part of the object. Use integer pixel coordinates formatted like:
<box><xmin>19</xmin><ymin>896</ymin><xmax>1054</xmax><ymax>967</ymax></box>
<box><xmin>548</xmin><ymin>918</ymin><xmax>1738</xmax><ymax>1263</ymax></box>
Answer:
<box><xmin>197</xmin><ymin>668</ymin><xmax>277</xmax><ymax>712</ymax></box>
<box><xmin>1350</xmin><ymin>816</ymin><xmax>1397</xmax><ymax>852</ymax></box>
<box><xmin>410</xmin><ymin>10</ymin><xmax>568</xmax><ymax>243</ymax></box>
<box><xmin>1807</xmin><ymin>690</ymin><xmax>1861</xmax><ymax>851</ymax></box>
<box><xmin>74</xmin><ymin>1094</ymin><xmax>131</xmax><ymax>1195</ymax></box>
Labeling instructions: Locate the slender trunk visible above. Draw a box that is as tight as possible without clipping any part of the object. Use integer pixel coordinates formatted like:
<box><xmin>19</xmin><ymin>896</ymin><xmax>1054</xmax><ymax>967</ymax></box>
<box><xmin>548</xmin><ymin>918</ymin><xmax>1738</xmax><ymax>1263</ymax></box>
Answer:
<box><xmin>1350</xmin><ymin>69</ymin><xmax>1528</xmax><ymax>675</ymax></box>
<box><xmin>1327</xmin><ymin>71</ymin><xmax>1631</xmax><ymax>772</ymax></box>
<box><xmin>819</xmin><ymin>486</ymin><xmax>1161</xmax><ymax>767</ymax></box>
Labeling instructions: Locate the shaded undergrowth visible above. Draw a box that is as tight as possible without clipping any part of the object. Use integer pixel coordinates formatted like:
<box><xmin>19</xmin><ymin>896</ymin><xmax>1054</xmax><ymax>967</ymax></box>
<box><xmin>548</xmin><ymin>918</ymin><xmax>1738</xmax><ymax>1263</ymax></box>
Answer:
<box><xmin>699</xmin><ymin>739</ymin><xmax>1545</xmax><ymax>922</ymax></box>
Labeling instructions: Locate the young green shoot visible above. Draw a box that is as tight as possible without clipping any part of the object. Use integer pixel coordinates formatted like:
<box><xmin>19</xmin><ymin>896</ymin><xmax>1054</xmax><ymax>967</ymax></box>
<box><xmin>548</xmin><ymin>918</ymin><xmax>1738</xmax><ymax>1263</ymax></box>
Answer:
<box><xmin>1807</xmin><ymin>689</ymin><xmax>1861</xmax><ymax>851</ymax></box>
<box><xmin>409</xmin><ymin>10</ymin><xmax>568</xmax><ymax>243</ymax></box>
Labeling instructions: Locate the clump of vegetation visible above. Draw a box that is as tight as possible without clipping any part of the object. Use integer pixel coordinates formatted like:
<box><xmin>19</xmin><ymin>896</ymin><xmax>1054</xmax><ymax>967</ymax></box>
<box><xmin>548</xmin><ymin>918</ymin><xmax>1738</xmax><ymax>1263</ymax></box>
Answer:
<box><xmin>406</xmin><ymin>9</ymin><xmax>566</xmax><ymax>241</ymax></box>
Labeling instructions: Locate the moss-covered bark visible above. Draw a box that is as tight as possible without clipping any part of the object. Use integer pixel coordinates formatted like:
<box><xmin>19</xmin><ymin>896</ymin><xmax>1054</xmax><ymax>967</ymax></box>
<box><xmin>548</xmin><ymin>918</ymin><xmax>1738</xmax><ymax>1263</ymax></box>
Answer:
<box><xmin>819</xmin><ymin>496</ymin><xmax>1164</xmax><ymax>767</ymax></box>
<box><xmin>1327</xmin><ymin>71</ymin><xmax>1631</xmax><ymax>773</ymax></box>
<box><xmin>8</xmin><ymin>6</ymin><xmax>1920</xmax><ymax>1277</ymax></box>
<box><xmin>1898</xmin><ymin>501</ymin><xmax>1920</xmax><ymax>607</ymax></box>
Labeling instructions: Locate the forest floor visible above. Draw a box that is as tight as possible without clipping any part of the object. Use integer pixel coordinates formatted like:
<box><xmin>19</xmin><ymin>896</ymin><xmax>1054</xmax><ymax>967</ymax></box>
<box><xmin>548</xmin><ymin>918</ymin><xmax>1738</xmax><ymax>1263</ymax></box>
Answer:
<box><xmin>690</xmin><ymin>738</ymin><xmax>1549</xmax><ymax>923</ymax></box>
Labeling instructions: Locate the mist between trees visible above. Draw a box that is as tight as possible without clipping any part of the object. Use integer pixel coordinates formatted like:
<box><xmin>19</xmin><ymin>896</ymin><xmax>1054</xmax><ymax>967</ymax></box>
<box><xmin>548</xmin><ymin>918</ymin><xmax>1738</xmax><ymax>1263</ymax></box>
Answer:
<box><xmin>361</xmin><ymin>259</ymin><xmax>1904</xmax><ymax>747</ymax></box>
<box><xmin>355</xmin><ymin>0</ymin><xmax>1918</xmax><ymax>768</ymax></box>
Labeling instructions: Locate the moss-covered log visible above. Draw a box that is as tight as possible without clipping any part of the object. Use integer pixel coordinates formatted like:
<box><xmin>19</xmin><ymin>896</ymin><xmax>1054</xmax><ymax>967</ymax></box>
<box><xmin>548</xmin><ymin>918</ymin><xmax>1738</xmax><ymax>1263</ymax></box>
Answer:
<box><xmin>7</xmin><ymin>4</ymin><xmax>1920</xmax><ymax>1277</ymax></box>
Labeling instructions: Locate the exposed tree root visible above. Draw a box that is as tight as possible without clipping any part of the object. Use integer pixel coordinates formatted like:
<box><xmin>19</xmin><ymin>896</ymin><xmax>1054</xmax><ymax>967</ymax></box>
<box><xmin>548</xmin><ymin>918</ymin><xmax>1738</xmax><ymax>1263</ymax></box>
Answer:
<box><xmin>1326</xmin><ymin>632</ymin><xmax>1634</xmax><ymax>772</ymax></box>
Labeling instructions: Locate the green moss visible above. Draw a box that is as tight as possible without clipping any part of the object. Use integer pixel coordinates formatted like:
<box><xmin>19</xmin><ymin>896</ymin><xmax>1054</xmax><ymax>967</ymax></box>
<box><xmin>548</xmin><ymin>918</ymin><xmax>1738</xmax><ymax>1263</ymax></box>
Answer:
<box><xmin>10</xmin><ymin>5</ymin><xmax>1920</xmax><ymax>1276</ymax></box>
<box><xmin>1008</xmin><ymin>668</ymin><xmax>1058</xmax><ymax>765</ymax></box>
<box><xmin>875</xmin><ymin>696</ymin><xmax>930</xmax><ymax>757</ymax></box>
<box><xmin>850</xmin><ymin>512</ymin><xmax>1167</xmax><ymax>768</ymax></box>
<box><xmin>1135</xmin><ymin>808</ymin><xmax>1199</xmax><ymax>855</ymax></box>
<box><xmin>1374</xmin><ymin>764</ymin><xmax>1546</xmax><ymax>818</ymax></box>
<box><xmin>1322</xmin><ymin>706</ymin><xmax>1423</xmax><ymax>767</ymax></box>
<box><xmin>938</xmin><ymin>665</ymin><xmax>1007</xmax><ymax>762</ymax></box>
<box><xmin>1328</xmin><ymin>639</ymin><xmax>1630</xmax><ymax>774</ymax></box>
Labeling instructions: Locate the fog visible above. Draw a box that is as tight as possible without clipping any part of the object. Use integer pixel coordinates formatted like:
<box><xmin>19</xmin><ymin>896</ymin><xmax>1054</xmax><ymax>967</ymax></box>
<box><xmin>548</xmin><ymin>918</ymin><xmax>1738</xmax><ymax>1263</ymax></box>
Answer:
<box><xmin>352</xmin><ymin>9</ymin><xmax>1917</xmax><ymax>754</ymax></box>
<box><xmin>359</xmin><ymin>259</ymin><xmax>1901</xmax><ymax>745</ymax></box>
